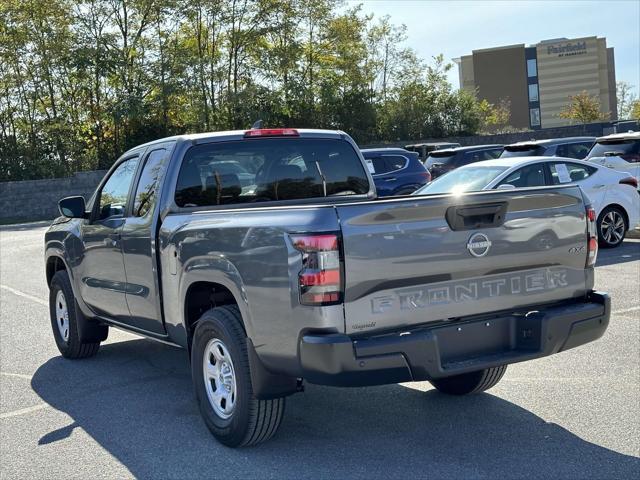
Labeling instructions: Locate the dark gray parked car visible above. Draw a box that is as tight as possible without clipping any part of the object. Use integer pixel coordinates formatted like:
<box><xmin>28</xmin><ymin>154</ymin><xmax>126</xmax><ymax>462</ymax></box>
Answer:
<box><xmin>501</xmin><ymin>137</ymin><xmax>595</xmax><ymax>159</ymax></box>
<box><xmin>45</xmin><ymin>128</ymin><xmax>610</xmax><ymax>447</ymax></box>
<box><xmin>426</xmin><ymin>144</ymin><xmax>504</xmax><ymax>178</ymax></box>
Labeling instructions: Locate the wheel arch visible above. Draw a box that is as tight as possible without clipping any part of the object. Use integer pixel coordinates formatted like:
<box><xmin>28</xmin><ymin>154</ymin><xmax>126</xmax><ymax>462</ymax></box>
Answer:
<box><xmin>46</xmin><ymin>254</ymin><xmax>68</xmax><ymax>287</ymax></box>
<box><xmin>182</xmin><ymin>277</ymin><xmax>252</xmax><ymax>350</ymax></box>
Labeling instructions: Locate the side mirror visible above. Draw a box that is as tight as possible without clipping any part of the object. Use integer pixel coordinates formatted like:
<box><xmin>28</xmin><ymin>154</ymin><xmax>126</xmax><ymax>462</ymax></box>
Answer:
<box><xmin>497</xmin><ymin>184</ymin><xmax>516</xmax><ymax>190</ymax></box>
<box><xmin>58</xmin><ymin>196</ymin><xmax>86</xmax><ymax>219</ymax></box>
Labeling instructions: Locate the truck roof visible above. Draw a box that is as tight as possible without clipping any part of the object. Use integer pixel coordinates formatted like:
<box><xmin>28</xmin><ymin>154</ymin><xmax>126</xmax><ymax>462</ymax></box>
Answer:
<box><xmin>123</xmin><ymin>128</ymin><xmax>347</xmax><ymax>155</ymax></box>
<box><xmin>595</xmin><ymin>131</ymin><xmax>640</xmax><ymax>142</ymax></box>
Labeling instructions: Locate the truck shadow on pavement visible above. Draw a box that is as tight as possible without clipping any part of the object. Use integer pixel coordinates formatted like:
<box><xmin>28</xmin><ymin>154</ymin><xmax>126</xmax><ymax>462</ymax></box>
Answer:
<box><xmin>32</xmin><ymin>338</ymin><xmax>639</xmax><ymax>479</ymax></box>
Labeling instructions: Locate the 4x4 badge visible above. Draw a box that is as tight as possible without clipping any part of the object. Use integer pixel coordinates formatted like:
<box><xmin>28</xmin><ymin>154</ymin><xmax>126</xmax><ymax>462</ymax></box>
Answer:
<box><xmin>467</xmin><ymin>233</ymin><xmax>492</xmax><ymax>257</ymax></box>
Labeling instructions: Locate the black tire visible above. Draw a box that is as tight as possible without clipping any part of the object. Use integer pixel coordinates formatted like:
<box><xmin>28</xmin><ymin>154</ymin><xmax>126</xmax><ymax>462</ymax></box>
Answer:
<box><xmin>597</xmin><ymin>206</ymin><xmax>627</xmax><ymax>248</ymax></box>
<box><xmin>49</xmin><ymin>270</ymin><xmax>101</xmax><ymax>359</ymax></box>
<box><xmin>191</xmin><ymin>305</ymin><xmax>285</xmax><ymax>447</ymax></box>
<box><xmin>430</xmin><ymin>365</ymin><xmax>507</xmax><ymax>395</ymax></box>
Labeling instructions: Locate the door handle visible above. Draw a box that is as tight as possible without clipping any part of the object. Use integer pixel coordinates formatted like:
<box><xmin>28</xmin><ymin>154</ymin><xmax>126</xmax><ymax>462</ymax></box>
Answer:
<box><xmin>384</xmin><ymin>177</ymin><xmax>397</xmax><ymax>182</ymax></box>
<box><xmin>593</xmin><ymin>184</ymin><xmax>605</xmax><ymax>189</ymax></box>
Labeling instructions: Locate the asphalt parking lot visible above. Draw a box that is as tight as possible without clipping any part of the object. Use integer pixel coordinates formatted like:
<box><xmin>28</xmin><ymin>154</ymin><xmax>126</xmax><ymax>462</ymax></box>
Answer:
<box><xmin>0</xmin><ymin>222</ymin><xmax>638</xmax><ymax>479</ymax></box>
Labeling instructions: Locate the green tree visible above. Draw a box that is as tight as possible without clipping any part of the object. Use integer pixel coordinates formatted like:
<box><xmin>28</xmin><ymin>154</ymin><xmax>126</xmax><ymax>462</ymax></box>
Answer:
<box><xmin>559</xmin><ymin>91</ymin><xmax>608</xmax><ymax>125</ymax></box>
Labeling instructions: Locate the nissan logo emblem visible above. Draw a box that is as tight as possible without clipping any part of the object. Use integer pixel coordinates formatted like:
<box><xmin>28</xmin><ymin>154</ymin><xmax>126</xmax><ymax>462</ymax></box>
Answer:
<box><xmin>467</xmin><ymin>233</ymin><xmax>492</xmax><ymax>257</ymax></box>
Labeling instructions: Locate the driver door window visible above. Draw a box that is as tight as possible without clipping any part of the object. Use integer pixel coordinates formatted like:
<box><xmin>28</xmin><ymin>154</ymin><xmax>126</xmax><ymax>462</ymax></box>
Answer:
<box><xmin>98</xmin><ymin>158</ymin><xmax>139</xmax><ymax>220</ymax></box>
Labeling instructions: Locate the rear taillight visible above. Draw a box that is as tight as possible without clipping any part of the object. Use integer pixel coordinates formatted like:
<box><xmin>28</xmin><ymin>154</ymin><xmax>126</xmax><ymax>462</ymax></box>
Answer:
<box><xmin>420</xmin><ymin>170</ymin><xmax>432</xmax><ymax>182</ymax></box>
<box><xmin>290</xmin><ymin>233</ymin><xmax>343</xmax><ymax>305</ymax></box>
<box><xmin>244</xmin><ymin>128</ymin><xmax>299</xmax><ymax>138</ymax></box>
<box><xmin>619</xmin><ymin>176</ymin><xmax>639</xmax><ymax>189</ymax></box>
<box><xmin>586</xmin><ymin>206</ymin><xmax>598</xmax><ymax>267</ymax></box>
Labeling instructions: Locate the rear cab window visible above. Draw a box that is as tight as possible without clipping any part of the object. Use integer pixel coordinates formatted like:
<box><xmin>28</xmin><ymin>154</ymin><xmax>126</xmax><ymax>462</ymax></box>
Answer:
<box><xmin>175</xmin><ymin>138</ymin><xmax>369</xmax><ymax>207</ymax></box>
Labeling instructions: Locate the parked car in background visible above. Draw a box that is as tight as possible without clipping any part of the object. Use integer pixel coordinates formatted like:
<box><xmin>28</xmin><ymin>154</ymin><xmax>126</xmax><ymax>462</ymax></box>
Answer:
<box><xmin>404</xmin><ymin>142</ymin><xmax>461</xmax><ymax>162</ymax></box>
<box><xmin>501</xmin><ymin>137</ymin><xmax>595</xmax><ymax>160</ymax></box>
<box><xmin>426</xmin><ymin>144</ymin><xmax>504</xmax><ymax>178</ymax></box>
<box><xmin>360</xmin><ymin>148</ymin><xmax>430</xmax><ymax>196</ymax></box>
<box><xmin>414</xmin><ymin>156</ymin><xmax>639</xmax><ymax>248</ymax></box>
<box><xmin>586</xmin><ymin>131</ymin><xmax>640</xmax><ymax>191</ymax></box>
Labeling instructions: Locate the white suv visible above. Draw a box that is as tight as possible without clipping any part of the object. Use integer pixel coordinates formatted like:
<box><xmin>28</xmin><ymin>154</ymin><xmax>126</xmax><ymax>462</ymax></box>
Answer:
<box><xmin>587</xmin><ymin>131</ymin><xmax>640</xmax><ymax>191</ymax></box>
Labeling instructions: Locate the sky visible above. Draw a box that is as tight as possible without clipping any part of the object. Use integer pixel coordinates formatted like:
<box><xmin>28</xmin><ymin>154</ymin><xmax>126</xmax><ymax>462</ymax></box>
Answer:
<box><xmin>348</xmin><ymin>0</ymin><xmax>640</xmax><ymax>92</ymax></box>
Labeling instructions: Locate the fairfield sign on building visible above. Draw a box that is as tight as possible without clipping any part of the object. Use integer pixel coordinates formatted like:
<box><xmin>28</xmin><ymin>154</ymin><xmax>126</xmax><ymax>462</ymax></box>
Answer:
<box><xmin>546</xmin><ymin>40</ymin><xmax>587</xmax><ymax>57</ymax></box>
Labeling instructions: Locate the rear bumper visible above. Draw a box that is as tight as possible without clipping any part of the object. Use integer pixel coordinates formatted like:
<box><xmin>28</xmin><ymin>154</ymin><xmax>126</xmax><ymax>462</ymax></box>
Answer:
<box><xmin>299</xmin><ymin>291</ymin><xmax>610</xmax><ymax>387</ymax></box>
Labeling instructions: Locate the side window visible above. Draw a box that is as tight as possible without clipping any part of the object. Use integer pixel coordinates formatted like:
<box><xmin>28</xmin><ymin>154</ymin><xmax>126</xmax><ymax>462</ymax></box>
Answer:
<box><xmin>550</xmin><ymin>162</ymin><xmax>595</xmax><ymax>184</ymax></box>
<box><xmin>98</xmin><ymin>158</ymin><xmax>139</xmax><ymax>220</ymax></box>
<box><xmin>133</xmin><ymin>149</ymin><xmax>168</xmax><ymax>217</ymax></box>
<box><xmin>499</xmin><ymin>163</ymin><xmax>546</xmax><ymax>188</ymax></box>
<box><xmin>384</xmin><ymin>155</ymin><xmax>407</xmax><ymax>171</ymax></box>
<box><xmin>565</xmin><ymin>143</ymin><xmax>592</xmax><ymax>159</ymax></box>
<box><xmin>461</xmin><ymin>151</ymin><xmax>481</xmax><ymax>166</ymax></box>
<box><xmin>555</xmin><ymin>144</ymin><xmax>568</xmax><ymax>158</ymax></box>
<box><xmin>488</xmin><ymin>148</ymin><xmax>503</xmax><ymax>159</ymax></box>
<box><xmin>369</xmin><ymin>157</ymin><xmax>390</xmax><ymax>175</ymax></box>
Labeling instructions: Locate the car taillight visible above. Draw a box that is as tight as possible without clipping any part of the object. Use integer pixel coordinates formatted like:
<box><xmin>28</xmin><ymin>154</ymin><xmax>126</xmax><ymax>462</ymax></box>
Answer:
<box><xmin>420</xmin><ymin>170</ymin><xmax>432</xmax><ymax>182</ymax></box>
<box><xmin>290</xmin><ymin>233</ymin><xmax>343</xmax><ymax>305</ymax></box>
<box><xmin>586</xmin><ymin>206</ymin><xmax>598</xmax><ymax>267</ymax></box>
<box><xmin>619</xmin><ymin>176</ymin><xmax>639</xmax><ymax>189</ymax></box>
<box><xmin>244</xmin><ymin>128</ymin><xmax>299</xmax><ymax>138</ymax></box>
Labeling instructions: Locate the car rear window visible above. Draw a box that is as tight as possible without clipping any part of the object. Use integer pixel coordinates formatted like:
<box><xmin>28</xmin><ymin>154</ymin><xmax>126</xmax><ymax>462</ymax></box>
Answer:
<box><xmin>588</xmin><ymin>139</ymin><xmax>640</xmax><ymax>159</ymax></box>
<box><xmin>426</xmin><ymin>151</ymin><xmax>457</xmax><ymax>165</ymax></box>
<box><xmin>174</xmin><ymin>138</ymin><xmax>369</xmax><ymax>207</ymax></box>
<box><xmin>501</xmin><ymin>145</ymin><xmax>545</xmax><ymax>158</ymax></box>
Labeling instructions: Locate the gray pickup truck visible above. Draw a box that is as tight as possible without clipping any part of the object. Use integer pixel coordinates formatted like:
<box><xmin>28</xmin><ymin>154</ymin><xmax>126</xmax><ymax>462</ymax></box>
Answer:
<box><xmin>45</xmin><ymin>128</ymin><xmax>610</xmax><ymax>447</ymax></box>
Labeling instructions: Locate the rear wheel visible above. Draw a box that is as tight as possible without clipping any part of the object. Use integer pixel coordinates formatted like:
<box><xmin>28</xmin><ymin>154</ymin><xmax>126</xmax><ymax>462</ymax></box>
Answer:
<box><xmin>597</xmin><ymin>206</ymin><xmax>627</xmax><ymax>248</ymax></box>
<box><xmin>430</xmin><ymin>365</ymin><xmax>507</xmax><ymax>395</ymax></box>
<box><xmin>49</xmin><ymin>270</ymin><xmax>102</xmax><ymax>359</ymax></box>
<box><xmin>191</xmin><ymin>305</ymin><xmax>285</xmax><ymax>447</ymax></box>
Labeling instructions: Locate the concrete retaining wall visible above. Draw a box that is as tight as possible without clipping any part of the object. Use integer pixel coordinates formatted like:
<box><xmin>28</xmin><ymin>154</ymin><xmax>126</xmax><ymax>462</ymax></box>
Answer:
<box><xmin>0</xmin><ymin>170</ymin><xmax>107</xmax><ymax>224</ymax></box>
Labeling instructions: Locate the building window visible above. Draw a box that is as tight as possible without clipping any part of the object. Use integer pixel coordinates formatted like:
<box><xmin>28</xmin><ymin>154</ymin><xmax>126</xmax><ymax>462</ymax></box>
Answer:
<box><xmin>528</xmin><ymin>83</ymin><xmax>539</xmax><ymax>102</ymax></box>
<box><xmin>527</xmin><ymin>59</ymin><xmax>537</xmax><ymax>77</ymax></box>
<box><xmin>530</xmin><ymin>108</ymin><xmax>541</xmax><ymax>127</ymax></box>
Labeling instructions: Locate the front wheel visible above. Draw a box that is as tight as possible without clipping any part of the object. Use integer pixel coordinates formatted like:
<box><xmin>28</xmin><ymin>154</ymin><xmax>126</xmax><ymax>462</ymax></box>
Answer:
<box><xmin>597</xmin><ymin>206</ymin><xmax>627</xmax><ymax>248</ymax></box>
<box><xmin>430</xmin><ymin>365</ymin><xmax>507</xmax><ymax>395</ymax></box>
<box><xmin>49</xmin><ymin>270</ymin><xmax>102</xmax><ymax>359</ymax></box>
<box><xmin>191</xmin><ymin>305</ymin><xmax>285</xmax><ymax>447</ymax></box>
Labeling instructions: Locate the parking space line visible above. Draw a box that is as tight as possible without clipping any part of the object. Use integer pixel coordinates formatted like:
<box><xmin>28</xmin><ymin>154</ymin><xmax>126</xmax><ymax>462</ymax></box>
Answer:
<box><xmin>613</xmin><ymin>306</ymin><xmax>640</xmax><ymax>315</ymax></box>
<box><xmin>0</xmin><ymin>372</ymin><xmax>33</xmax><ymax>380</ymax></box>
<box><xmin>0</xmin><ymin>284</ymin><xmax>47</xmax><ymax>307</ymax></box>
<box><xmin>0</xmin><ymin>371</ymin><xmax>50</xmax><ymax>419</ymax></box>
<box><xmin>0</xmin><ymin>403</ymin><xmax>49</xmax><ymax>420</ymax></box>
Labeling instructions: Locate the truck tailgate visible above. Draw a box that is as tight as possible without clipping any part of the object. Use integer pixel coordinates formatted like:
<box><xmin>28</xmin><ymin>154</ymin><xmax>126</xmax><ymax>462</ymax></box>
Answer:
<box><xmin>335</xmin><ymin>187</ymin><xmax>591</xmax><ymax>335</ymax></box>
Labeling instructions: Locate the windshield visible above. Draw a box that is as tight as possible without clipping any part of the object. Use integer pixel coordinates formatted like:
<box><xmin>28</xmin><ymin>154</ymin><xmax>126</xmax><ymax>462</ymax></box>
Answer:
<box><xmin>587</xmin><ymin>139</ymin><xmax>640</xmax><ymax>158</ymax></box>
<box><xmin>501</xmin><ymin>145</ymin><xmax>545</xmax><ymax>158</ymax></box>
<box><xmin>413</xmin><ymin>166</ymin><xmax>509</xmax><ymax>195</ymax></box>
